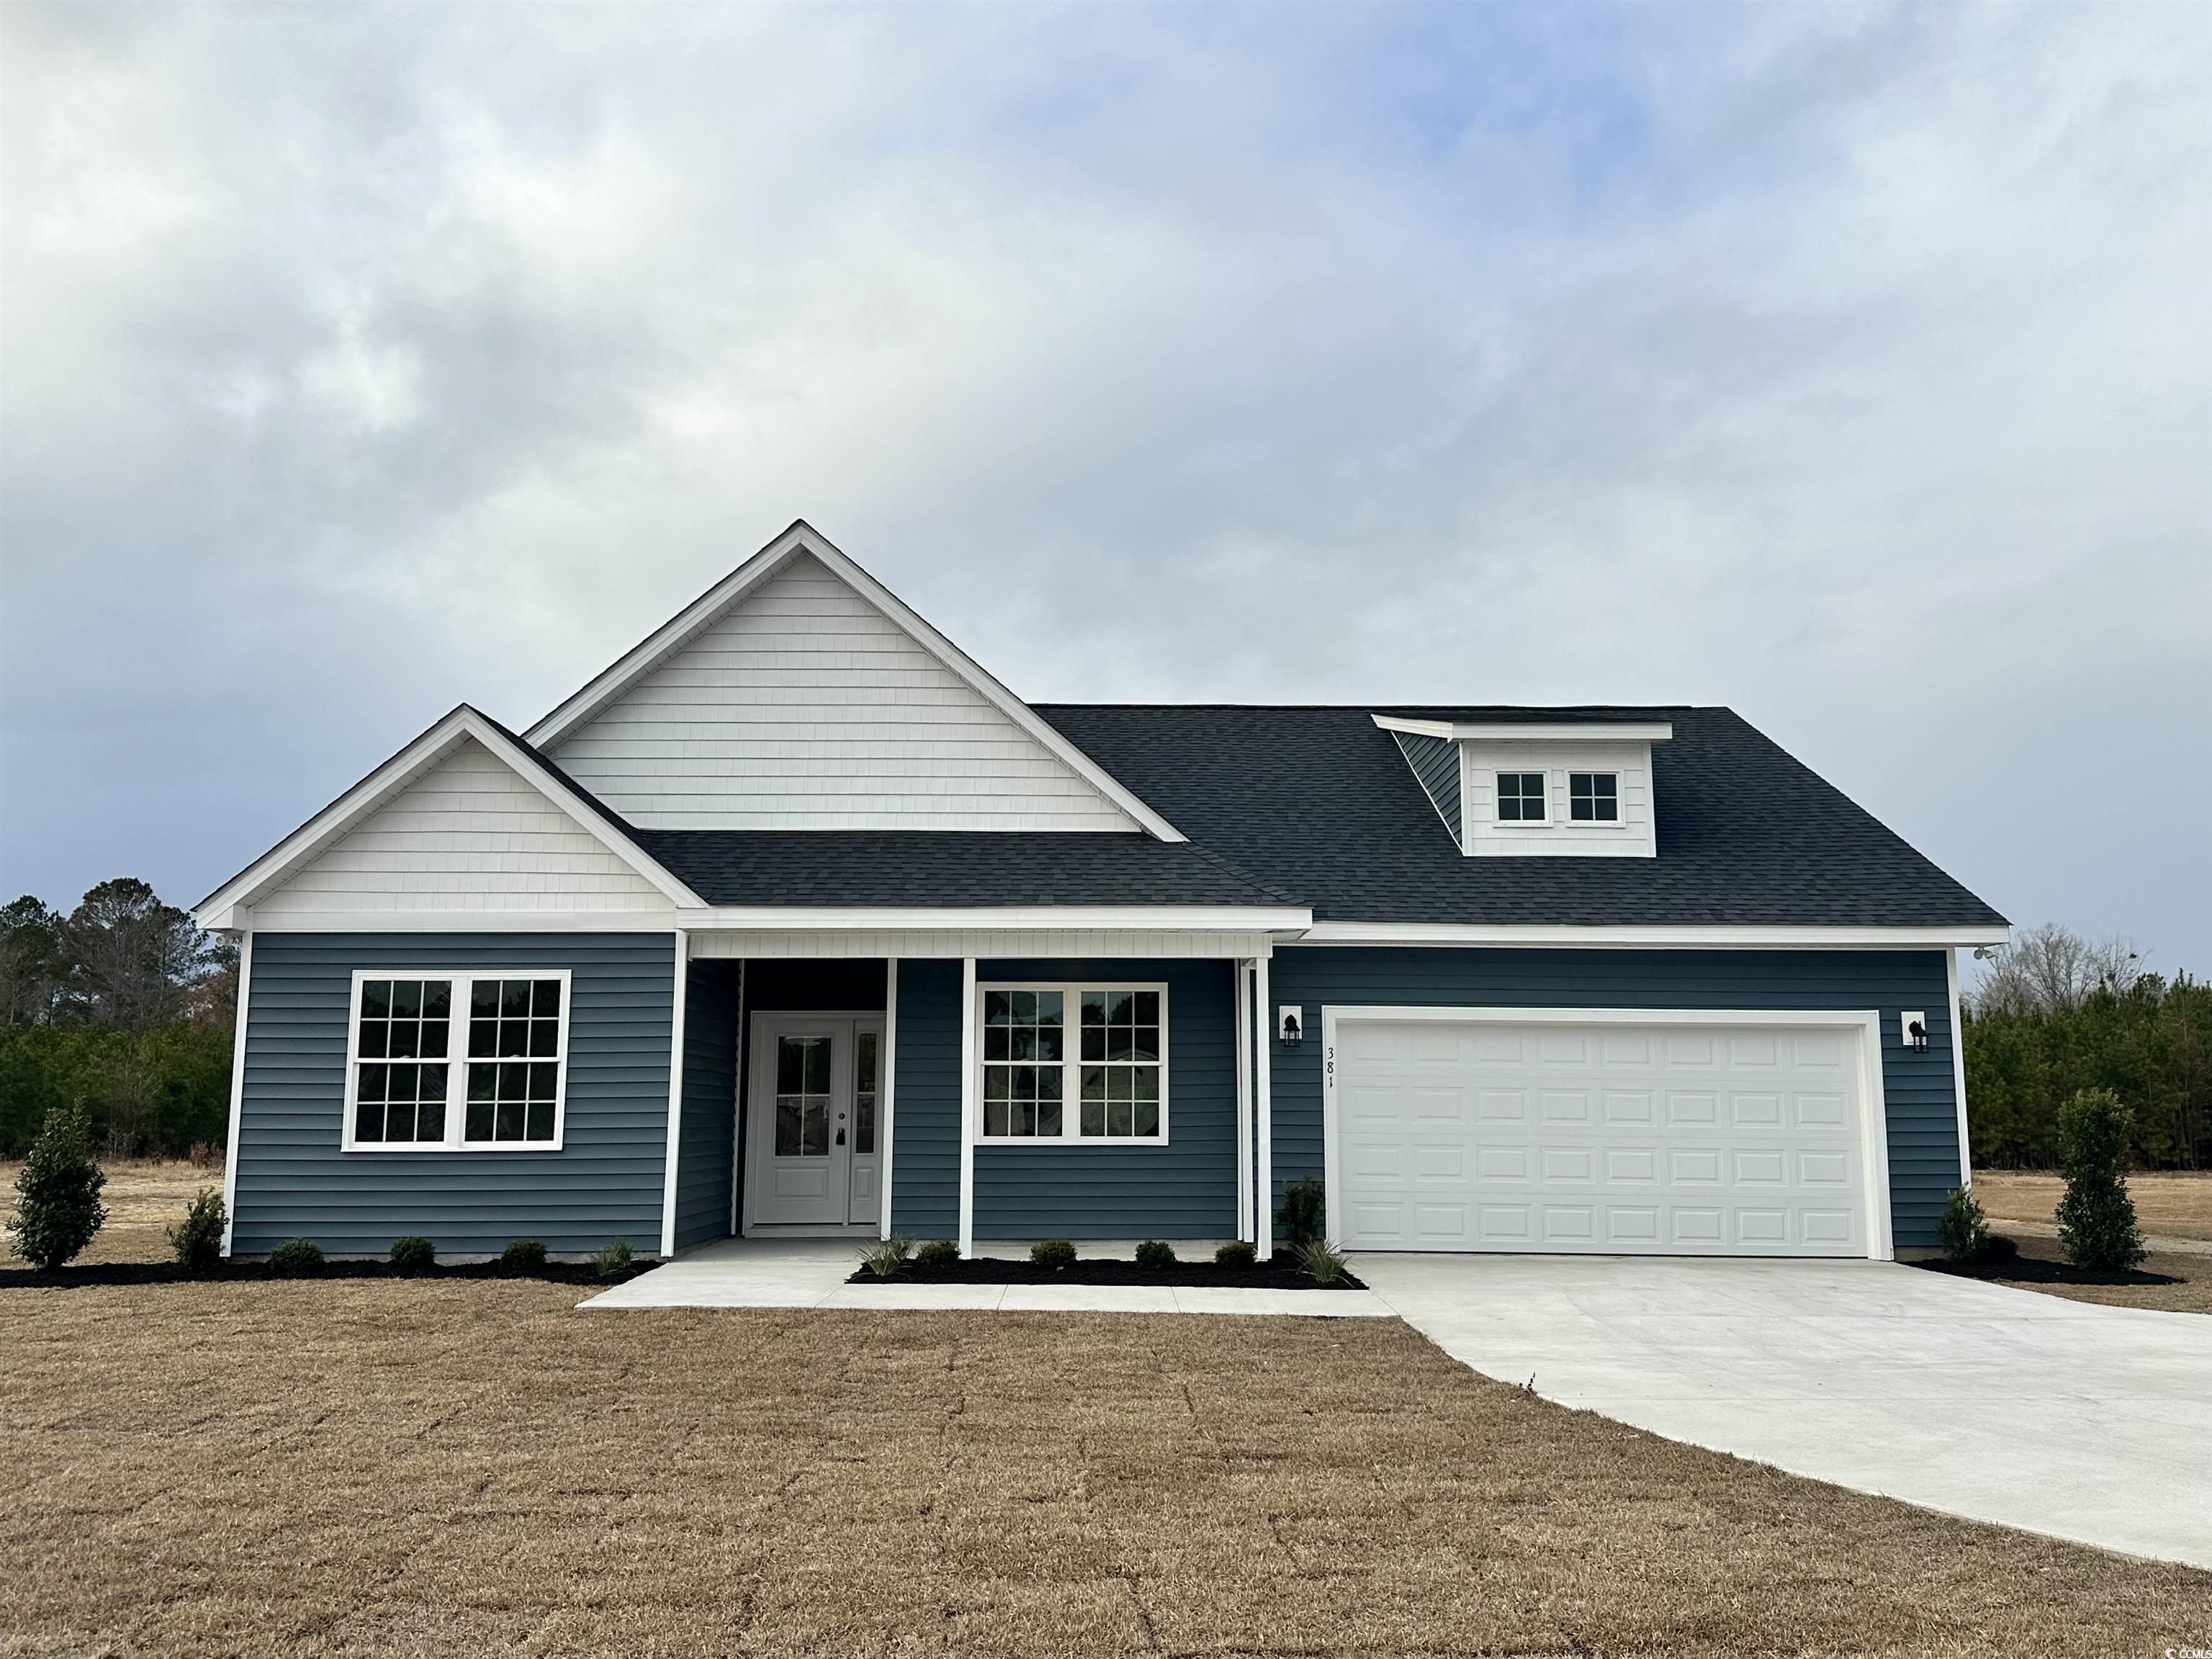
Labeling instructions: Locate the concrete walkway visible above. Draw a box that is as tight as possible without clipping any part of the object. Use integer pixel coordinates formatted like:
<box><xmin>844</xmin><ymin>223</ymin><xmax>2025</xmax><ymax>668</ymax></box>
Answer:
<box><xmin>1354</xmin><ymin>1253</ymin><xmax>2212</xmax><ymax>1570</ymax></box>
<box><xmin>580</xmin><ymin>1238</ymin><xmax>1392</xmax><ymax>1318</ymax></box>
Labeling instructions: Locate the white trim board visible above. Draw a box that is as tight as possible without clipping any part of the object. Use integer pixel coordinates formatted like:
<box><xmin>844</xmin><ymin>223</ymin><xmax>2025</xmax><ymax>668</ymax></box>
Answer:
<box><xmin>1317</xmin><ymin>1004</ymin><xmax>1894</xmax><ymax>1262</ymax></box>
<box><xmin>523</xmin><ymin>521</ymin><xmax>1186</xmax><ymax>843</ymax></box>
<box><xmin>1292</xmin><ymin>922</ymin><xmax>2010</xmax><ymax>950</ymax></box>
<box><xmin>660</xmin><ymin>932</ymin><xmax>690</xmax><ymax>1258</ymax></box>
<box><xmin>1947</xmin><ymin>949</ymin><xmax>1973</xmax><ymax>1190</ymax></box>
<box><xmin>194</xmin><ymin>705</ymin><xmax>702</xmax><ymax>932</ymax></box>
<box><xmin>1373</xmin><ymin>715</ymin><xmax>1674</xmax><ymax>744</ymax></box>
<box><xmin>219</xmin><ymin>931</ymin><xmax>253</xmax><ymax>1258</ymax></box>
<box><xmin>338</xmin><ymin>967</ymin><xmax>576</xmax><ymax>1154</ymax></box>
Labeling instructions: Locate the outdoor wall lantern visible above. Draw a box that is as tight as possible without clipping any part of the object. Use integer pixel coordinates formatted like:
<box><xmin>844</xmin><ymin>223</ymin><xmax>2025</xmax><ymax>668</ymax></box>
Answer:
<box><xmin>1902</xmin><ymin>1013</ymin><xmax>1929</xmax><ymax>1053</ymax></box>
<box><xmin>1277</xmin><ymin>1007</ymin><xmax>1303</xmax><ymax>1044</ymax></box>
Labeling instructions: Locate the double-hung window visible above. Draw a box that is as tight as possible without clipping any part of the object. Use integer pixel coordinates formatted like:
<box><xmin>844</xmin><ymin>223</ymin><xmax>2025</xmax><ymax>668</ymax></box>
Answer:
<box><xmin>979</xmin><ymin>983</ymin><xmax>1167</xmax><ymax>1144</ymax></box>
<box><xmin>345</xmin><ymin>970</ymin><xmax>571</xmax><ymax>1151</ymax></box>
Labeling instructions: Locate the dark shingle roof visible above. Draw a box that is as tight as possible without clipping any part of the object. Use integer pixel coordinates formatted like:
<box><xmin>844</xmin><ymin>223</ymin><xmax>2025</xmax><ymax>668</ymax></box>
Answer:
<box><xmin>1031</xmin><ymin>704</ymin><xmax>2006</xmax><ymax>928</ymax></box>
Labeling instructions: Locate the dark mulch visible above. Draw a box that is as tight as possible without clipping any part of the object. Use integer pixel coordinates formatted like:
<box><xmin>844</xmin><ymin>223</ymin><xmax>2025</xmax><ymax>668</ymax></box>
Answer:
<box><xmin>848</xmin><ymin>1255</ymin><xmax>1363</xmax><ymax>1290</ymax></box>
<box><xmin>1912</xmin><ymin>1236</ymin><xmax>2181</xmax><ymax>1290</ymax></box>
<box><xmin>0</xmin><ymin>1259</ymin><xmax>648</xmax><ymax>1292</ymax></box>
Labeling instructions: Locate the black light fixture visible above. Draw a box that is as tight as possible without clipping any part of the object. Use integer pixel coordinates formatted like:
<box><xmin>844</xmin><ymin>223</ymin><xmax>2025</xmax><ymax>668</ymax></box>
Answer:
<box><xmin>1906</xmin><ymin>1018</ymin><xmax>1928</xmax><ymax>1053</ymax></box>
<box><xmin>1278</xmin><ymin>1008</ymin><xmax>1303</xmax><ymax>1044</ymax></box>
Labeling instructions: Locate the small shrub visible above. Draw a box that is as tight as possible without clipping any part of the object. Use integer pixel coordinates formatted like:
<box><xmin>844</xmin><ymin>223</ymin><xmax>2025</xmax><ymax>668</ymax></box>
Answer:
<box><xmin>859</xmin><ymin>1237</ymin><xmax>913</xmax><ymax>1278</ymax></box>
<box><xmin>500</xmin><ymin>1238</ymin><xmax>548</xmax><ymax>1274</ymax></box>
<box><xmin>1294</xmin><ymin>1237</ymin><xmax>1347</xmax><ymax>1285</ymax></box>
<box><xmin>2055</xmin><ymin>1088</ymin><xmax>2146</xmax><ymax>1270</ymax></box>
<box><xmin>914</xmin><ymin>1238</ymin><xmax>960</xmax><ymax>1270</ymax></box>
<box><xmin>1939</xmin><ymin>1185</ymin><xmax>1991</xmax><ymax>1261</ymax></box>
<box><xmin>1030</xmin><ymin>1238</ymin><xmax>1076</xmax><ymax>1270</ymax></box>
<box><xmin>168</xmin><ymin>1188</ymin><xmax>227</xmax><ymax>1272</ymax></box>
<box><xmin>388</xmin><ymin>1236</ymin><xmax>437</xmax><ymax>1273</ymax></box>
<box><xmin>1213</xmin><ymin>1239</ymin><xmax>1256</xmax><ymax>1269</ymax></box>
<box><xmin>269</xmin><ymin>1237</ymin><xmax>325</xmax><ymax>1274</ymax></box>
<box><xmin>1275</xmin><ymin>1179</ymin><xmax>1326</xmax><ymax>1249</ymax></box>
<box><xmin>8</xmin><ymin>1104</ymin><xmax>107</xmax><ymax>1270</ymax></box>
<box><xmin>1134</xmin><ymin>1239</ymin><xmax>1177</xmax><ymax>1270</ymax></box>
<box><xmin>595</xmin><ymin>1237</ymin><xmax>635</xmax><ymax>1280</ymax></box>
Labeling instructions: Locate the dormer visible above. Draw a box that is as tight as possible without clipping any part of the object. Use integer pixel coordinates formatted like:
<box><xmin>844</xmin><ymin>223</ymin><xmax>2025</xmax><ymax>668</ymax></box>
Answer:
<box><xmin>1375</xmin><ymin>716</ymin><xmax>1671</xmax><ymax>859</ymax></box>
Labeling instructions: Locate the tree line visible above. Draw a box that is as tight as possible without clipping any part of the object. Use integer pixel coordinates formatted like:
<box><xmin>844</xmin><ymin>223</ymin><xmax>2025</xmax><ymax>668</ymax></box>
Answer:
<box><xmin>1963</xmin><ymin>925</ymin><xmax>2208</xmax><ymax>1170</ymax></box>
<box><xmin>0</xmin><ymin>880</ymin><xmax>235</xmax><ymax>1159</ymax></box>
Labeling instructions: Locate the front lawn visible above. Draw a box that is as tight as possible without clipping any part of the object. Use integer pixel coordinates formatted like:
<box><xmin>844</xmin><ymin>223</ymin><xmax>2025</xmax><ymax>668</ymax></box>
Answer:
<box><xmin>4</xmin><ymin>1283</ymin><xmax>2206</xmax><ymax>1657</ymax></box>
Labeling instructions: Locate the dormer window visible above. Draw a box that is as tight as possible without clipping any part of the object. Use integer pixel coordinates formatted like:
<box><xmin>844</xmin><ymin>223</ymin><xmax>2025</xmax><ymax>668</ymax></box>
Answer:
<box><xmin>1570</xmin><ymin>773</ymin><xmax>1619</xmax><ymax>822</ymax></box>
<box><xmin>1496</xmin><ymin>773</ymin><xmax>1547</xmax><ymax>822</ymax></box>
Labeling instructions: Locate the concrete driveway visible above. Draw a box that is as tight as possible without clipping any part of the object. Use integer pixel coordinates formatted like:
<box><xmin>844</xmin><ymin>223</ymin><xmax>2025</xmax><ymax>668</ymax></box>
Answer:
<box><xmin>1354</xmin><ymin>1254</ymin><xmax>2212</xmax><ymax>1570</ymax></box>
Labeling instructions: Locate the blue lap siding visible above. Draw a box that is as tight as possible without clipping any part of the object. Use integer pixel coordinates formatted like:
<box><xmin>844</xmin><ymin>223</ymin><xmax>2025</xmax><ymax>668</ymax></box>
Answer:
<box><xmin>231</xmin><ymin>932</ymin><xmax>675</xmax><ymax>1259</ymax></box>
<box><xmin>1265</xmin><ymin>947</ymin><xmax>1961</xmax><ymax>1252</ymax></box>
<box><xmin>972</xmin><ymin>960</ymin><xmax>1237</xmax><ymax>1241</ymax></box>
<box><xmin>889</xmin><ymin>961</ymin><xmax>962</xmax><ymax>1239</ymax></box>
<box><xmin>673</xmin><ymin>959</ymin><xmax>739</xmax><ymax>1251</ymax></box>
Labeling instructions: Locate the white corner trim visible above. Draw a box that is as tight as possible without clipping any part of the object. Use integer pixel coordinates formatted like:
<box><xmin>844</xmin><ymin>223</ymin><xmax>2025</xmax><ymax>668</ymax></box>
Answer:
<box><xmin>1254</xmin><ymin>955</ymin><xmax>1273</xmax><ymax>1260</ymax></box>
<box><xmin>522</xmin><ymin>521</ymin><xmax>1187</xmax><ymax>843</ymax></box>
<box><xmin>1292</xmin><ymin>922</ymin><xmax>2011</xmax><ymax>950</ymax></box>
<box><xmin>194</xmin><ymin>705</ymin><xmax>705</xmax><ymax>930</ymax></box>
<box><xmin>1316</xmin><ymin>1004</ymin><xmax>1895</xmax><ymax>1262</ymax></box>
<box><xmin>1946</xmin><ymin>949</ymin><xmax>1972</xmax><ymax>1191</ymax></box>
<box><xmin>878</xmin><ymin>958</ymin><xmax>900</xmax><ymax>1241</ymax></box>
<box><xmin>958</xmin><ymin>956</ymin><xmax>978</xmax><ymax>1259</ymax></box>
<box><xmin>219</xmin><ymin>931</ymin><xmax>253</xmax><ymax>1258</ymax></box>
<box><xmin>660</xmin><ymin>932</ymin><xmax>691</xmax><ymax>1259</ymax></box>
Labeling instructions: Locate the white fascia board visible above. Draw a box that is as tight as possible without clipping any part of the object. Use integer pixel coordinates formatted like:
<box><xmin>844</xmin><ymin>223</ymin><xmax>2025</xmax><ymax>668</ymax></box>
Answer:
<box><xmin>1370</xmin><ymin>714</ymin><xmax>1457</xmax><ymax>740</ymax></box>
<box><xmin>194</xmin><ymin>706</ymin><xmax>706</xmax><ymax>930</ymax></box>
<box><xmin>1371</xmin><ymin>716</ymin><xmax>1675</xmax><ymax>744</ymax></box>
<box><xmin>689</xmin><ymin>904</ymin><xmax>1313</xmax><ymax>932</ymax></box>
<box><xmin>523</xmin><ymin>520</ymin><xmax>1188</xmax><ymax>844</ymax></box>
<box><xmin>1293</xmin><ymin>921</ymin><xmax>2012</xmax><ymax>950</ymax></box>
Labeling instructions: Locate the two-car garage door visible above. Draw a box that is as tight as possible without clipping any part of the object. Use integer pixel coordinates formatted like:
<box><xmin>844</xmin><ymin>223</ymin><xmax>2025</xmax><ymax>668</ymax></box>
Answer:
<box><xmin>1330</xmin><ymin>1012</ymin><xmax>1879</xmax><ymax>1257</ymax></box>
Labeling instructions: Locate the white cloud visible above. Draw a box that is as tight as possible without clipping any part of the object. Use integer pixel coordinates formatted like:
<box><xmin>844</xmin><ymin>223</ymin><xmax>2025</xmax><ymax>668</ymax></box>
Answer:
<box><xmin>1</xmin><ymin>1</ymin><xmax>2207</xmax><ymax>962</ymax></box>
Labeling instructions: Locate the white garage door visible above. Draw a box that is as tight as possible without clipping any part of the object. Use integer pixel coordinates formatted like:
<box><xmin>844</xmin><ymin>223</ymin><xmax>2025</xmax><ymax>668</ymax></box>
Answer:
<box><xmin>1331</xmin><ymin>1014</ymin><xmax>1874</xmax><ymax>1257</ymax></box>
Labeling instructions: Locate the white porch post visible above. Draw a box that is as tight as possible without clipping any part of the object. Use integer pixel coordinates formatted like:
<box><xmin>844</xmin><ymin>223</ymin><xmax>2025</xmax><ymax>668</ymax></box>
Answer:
<box><xmin>219</xmin><ymin>930</ymin><xmax>253</xmax><ymax>1259</ymax></box>
<box><xmin>1255</xmin><ymin>953</ymin><xmax>1274</xmax><ymax>1259</ymax></box>
<box><xmin>1233</xmin><ymin>957</ymin><xmax>1254</xmax><ymax>1243</ymax></box>
<box><xmin>1947</xmin><ymin>948</ymin><xmax>1973</xmax><ymax>1190</ymax></box>
<box><xmin>879</xmin><ymin>957</ymin><xmax>900</xmax><ymax>1241</ymax></box>
<box><xmin>958</xmin><ymin>956</ymin><xmax>978</xmax><ymax>1259</ymax></box>
<box><xmin>659</xmin><ymin>930</ymin><xmax>690</xmax><ymax>1260</ymax></box>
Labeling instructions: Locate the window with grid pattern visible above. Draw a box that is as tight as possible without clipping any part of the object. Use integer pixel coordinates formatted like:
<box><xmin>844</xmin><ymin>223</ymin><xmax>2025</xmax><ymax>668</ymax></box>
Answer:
<box><xmin>1569</xmin><ymin>772</ymin><xmax>1619</xmax><ymax>822</ymax></box>
<box><xmin>979</xmin><ymin>984</ymin><xmax>1166</xmax><ymax>1143</ymax></box>
<box><xmin>346</xmin><ymin>971</ymin><xmax>569</xmax><ymax>1150</ymax></box>
<box><xmin>1496</xmin><ymin>772</ymin><xmax>1547</xmax><ymax>822</ymax></box>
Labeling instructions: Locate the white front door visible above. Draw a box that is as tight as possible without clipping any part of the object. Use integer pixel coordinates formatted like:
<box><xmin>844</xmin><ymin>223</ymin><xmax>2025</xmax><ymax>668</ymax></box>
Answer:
<box><xmin>745</xmin><ymin>1014</ymin><xmax>884</xmax><ymax>1231</ymax></box>
<box><xmin>1329</xmin><ymin>1014</ymin><xmax>1877</xmax><ymax>1257</ymax></box>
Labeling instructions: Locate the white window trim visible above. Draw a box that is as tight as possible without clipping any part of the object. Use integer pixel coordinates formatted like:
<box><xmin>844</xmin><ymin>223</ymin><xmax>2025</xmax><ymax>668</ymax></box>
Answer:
<box><xmin>1566</xmin><ymin>769</ymin><xmax>1623</xmax><ymax>824</ymax></box>
<box><xmin>1490</xmin><ymin>765</ymin><xmax>1637</xmax><ymax>832</ymax></box>
<box><xmin>972</xmin><ymin>980</ymin><xmax>1171</xmax><ymax>1147</ymax></box>
<box><xmin>1493</xmin><ymin>770</ymin><xmax>1550</xmax><ymax>825</ymax></box>
<box><xmin>340</xmin><ymin>968</ymin><xmax>574</xmax><ymax>1153</ymax></box>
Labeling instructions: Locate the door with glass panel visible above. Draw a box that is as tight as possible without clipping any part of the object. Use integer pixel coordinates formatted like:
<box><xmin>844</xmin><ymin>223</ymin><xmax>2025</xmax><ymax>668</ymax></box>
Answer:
<box><xmin>744</xmin><ymin>1015</ymin><xmax>884</xmax><ymax>1231</ymax></box>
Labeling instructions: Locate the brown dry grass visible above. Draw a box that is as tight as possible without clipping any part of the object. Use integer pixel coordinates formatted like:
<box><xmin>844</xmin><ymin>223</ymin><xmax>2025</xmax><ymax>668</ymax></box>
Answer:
<box><xmin>1975</xmin><ymin>1169</ymin><xmax>2212</xmax><ymax>1241</ymax></box>
<box><xmin>4</xmin><ymin>1283</ymin><xmax>2207</xmax><ymax>1658</ymax></box>
<box><xmin>1</xmin><ymin>1158</ymin><xmax>221</xmax><ymax>1267</ymax></box>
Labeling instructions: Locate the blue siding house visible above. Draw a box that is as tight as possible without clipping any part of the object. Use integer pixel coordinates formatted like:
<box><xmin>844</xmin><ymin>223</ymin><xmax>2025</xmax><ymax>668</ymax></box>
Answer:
<box><xmin>199</xmin><ymin>523</ymin><xmax>2007</xmax><ymax>1263</ymax></box>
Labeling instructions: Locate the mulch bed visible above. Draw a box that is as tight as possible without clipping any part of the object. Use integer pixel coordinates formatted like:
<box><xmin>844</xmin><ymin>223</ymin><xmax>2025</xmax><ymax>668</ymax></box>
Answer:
<box><xmin>848</xmin><ymin>1256</ymin><xmax>1364</xmax><ymax>1290</ymax></box>
<box><xmin>1911</xmin><ymin>1239</ymin><xmax>2181</xmax><ymax>1290</ymax></box>
<box><xmin>0</xmin><ymin>1259</ymin><xmax>647</xmax><ymax>1291</ymax></box>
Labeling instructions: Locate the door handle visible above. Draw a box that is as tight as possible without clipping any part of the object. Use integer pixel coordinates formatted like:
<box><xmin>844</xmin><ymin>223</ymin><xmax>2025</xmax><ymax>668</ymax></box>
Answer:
<box><xmin>835</xmin><ymin>1128</ymin><xmax>847</xmax><ymax>1146</ymax></box>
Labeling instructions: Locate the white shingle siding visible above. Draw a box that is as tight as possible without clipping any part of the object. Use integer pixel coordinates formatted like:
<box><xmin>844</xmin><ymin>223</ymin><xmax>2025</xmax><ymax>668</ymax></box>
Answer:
<box><xmin>252</xmin><ymin>737</ymin><xmax>674</xmax><ymax>915</ymax></box>
<box><xmin>547</xmin><ymin>554</ymin><xmax>1139</xmax><ymax>832</ymax></box>
<box><xmin>1458</xmin><ymin>740</ymin><xmax>1658</xmax><ymax>858</ymax></box>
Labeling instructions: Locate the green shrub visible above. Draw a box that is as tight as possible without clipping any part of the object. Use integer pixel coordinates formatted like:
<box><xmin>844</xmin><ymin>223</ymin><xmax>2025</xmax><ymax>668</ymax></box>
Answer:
<box><xmin>269</xmin><ymin>1237</ymin><xmax>324</xmax><ymax>1275</ymax></box>
<box><xmin>1213</xmin><ymin>1239</ymin><xmax>1256</xmax><ymax>1269</ymax></box>
<box><xmin>1939</xmin><ymin>1185</ymin><xmax>1992</xmax><ymax>1261</ymax></box>
<box><xmin>2055</xmin><ymin>1088</ymin><xmax>2146</xmax><ymax>1270</ymax></box>
<box><xmin>8</xmin><ymin>1103</ymin><xmax>107</xmax><ymax>1269</ymax></box>
<box><xmin>595</xmin><ymin>1237</ymin><xmax>635</xmax><ymax>1280</ymax></box>
<box><xmin>914</xmin><ymin>1238</ymin><xmax>959</xmax><ymax>1270</ymax></box>
<box><xmin>1294</xmin><ymin>1237</ymin><xmax>1347</xmax><ymax>1285</ymax></box>
<box><xmin>499</xmin><ymin>1238</ymin><xmax>548</xmax><ymax>1274</ymax></box>
<box><xmin>1275</xmin><ymin>1179</ymin><xmax>1326</xmax><ymax>1249</ymax></box>
<box><xmin>168</xmin><ymin>1187</ymin><xmax>227</xmax><ymax>1272</ymax></box>
<box><xmin>388</xmin><ymin>1236</ymin><xmax>436</xmax><ymax>1273</ymax></box>
<box><xmin>858</xmin><ymin>1237</ymin><xmax>912</xmax><ymax>1278</ymax></box>
<box><xmin>1030</xmin><ymin>1238</ymin><xmax>1076</xmax><ymax>1270</ymax></box>
<box><xmin>1133</xmin><ymin>1239</ymin><xmax>1177</xmax><ymax>1270</ymax></box>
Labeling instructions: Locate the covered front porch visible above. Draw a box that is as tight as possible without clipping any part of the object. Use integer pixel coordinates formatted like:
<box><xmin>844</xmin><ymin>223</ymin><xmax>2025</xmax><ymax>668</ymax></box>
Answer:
<box><xmin>664</xmin><ymin>930</ymin><xmax>1285</xmax><ymax>1259</ymax></box>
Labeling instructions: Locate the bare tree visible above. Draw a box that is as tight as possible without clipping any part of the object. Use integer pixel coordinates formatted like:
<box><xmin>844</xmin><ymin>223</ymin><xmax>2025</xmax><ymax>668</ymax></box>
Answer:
<box><xmin>63</xmin><ymin>878</ymin><xmax>213</xmax><ymax>1033</ymax></box>
<box><xmin>1971</xmin><ymin>923</ymin><xmax>2145</xmax><ymax>1015</ymax></box>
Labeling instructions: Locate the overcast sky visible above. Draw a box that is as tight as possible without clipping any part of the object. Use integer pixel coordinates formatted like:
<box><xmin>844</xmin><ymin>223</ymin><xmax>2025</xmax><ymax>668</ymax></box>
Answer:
<box><xmin>4</xmin><ymin>3</ymin><xmax>2207</xmax><ymax>968</ymax></box>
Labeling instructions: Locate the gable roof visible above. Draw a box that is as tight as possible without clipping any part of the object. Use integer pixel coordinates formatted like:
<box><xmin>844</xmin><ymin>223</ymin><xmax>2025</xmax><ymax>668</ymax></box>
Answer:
<box><xmin>523</xmin><ymin>521</ymin><xmax>1185</xmax><ymax>842</ymax></box>
<box><xmin>194</xmin><ymin>706</ymin><xmax>703</xmax><ymax>930</ymax></box>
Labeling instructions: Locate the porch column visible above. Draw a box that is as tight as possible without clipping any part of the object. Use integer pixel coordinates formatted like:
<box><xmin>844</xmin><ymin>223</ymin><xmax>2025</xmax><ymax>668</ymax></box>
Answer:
<box><xmin>957</xmin><ymin>956</ymin><xmax>977</xmax><ymax>1259</ymax></box>
<box><xmin>1233</xmin><ymin>957</ymin><xmax>1254</xmax><ymax>1242</ymax></box>
<box><xmin>659</xmin><ymin>929</ymin><xmax>690</xmax><ymax>1260</ymax></box>
<box><xmin>878</xmin><ymin>957</ymin><xmax>899</xmax><ymax>1241</ymax></box>
<box><xmin>1255</xmin><ymin>953</ymin><xmax>1273</xmax><ymax>1259</ymax></box>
